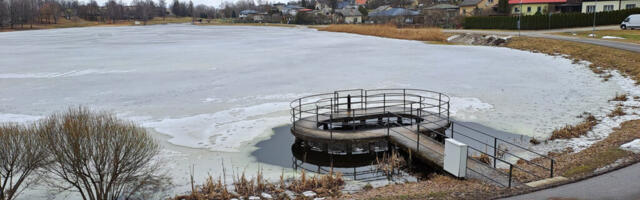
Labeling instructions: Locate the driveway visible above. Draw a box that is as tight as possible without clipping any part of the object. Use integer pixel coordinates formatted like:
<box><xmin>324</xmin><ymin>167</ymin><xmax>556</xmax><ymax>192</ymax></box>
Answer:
<box><xmin>502</xmin><ymin>162</ymin><xmax>640</xmax><ymax>200</ymax></box>
<box><xmin>444</xmin><ymin>26</ymin><xmax>640</xmax><ymax>53</ymax></box>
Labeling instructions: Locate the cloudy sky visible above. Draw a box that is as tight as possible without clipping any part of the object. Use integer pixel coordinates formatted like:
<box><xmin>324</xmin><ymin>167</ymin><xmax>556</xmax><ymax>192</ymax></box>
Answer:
<box><xmin>89</xmin><ymin>0</ymin><xmax>278</xmax><ymax>7</ymax></box>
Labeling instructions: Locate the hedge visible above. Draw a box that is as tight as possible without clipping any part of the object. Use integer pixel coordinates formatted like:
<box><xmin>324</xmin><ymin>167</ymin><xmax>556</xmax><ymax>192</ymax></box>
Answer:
<box><xmin>463</xmin><ymin>8</ymin><xmax>640</xmax><ymax>30</ymax></box>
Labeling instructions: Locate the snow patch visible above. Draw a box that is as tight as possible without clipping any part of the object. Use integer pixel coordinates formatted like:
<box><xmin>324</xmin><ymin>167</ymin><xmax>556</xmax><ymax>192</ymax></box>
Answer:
<box><xmin>448</xmin><ymin>97</ymin><xmax>493</xmax><ymax>116</ymax></box>
<box><xmin>621</xmin><ymin>139</ymin><xmax>640</xmax><ymax>153</ymax></box>
<box><xmin>602</xmin><ymin>36</ymin><xmax>625</xmax><ymax>39</ymax></box>
<box><xmin>142</xmin><ymin>102</ymin><xmax>290</xmax><ymax>152</ymax></box>
<box><xmin>0</xmin><ymin>113</ymin><xmax>43</xmax><ymax>124</ymax></box>
<box><xmin>0</xmin><ymin>69</ymin><xmax>133</xmax><ymax>79</ymax></box>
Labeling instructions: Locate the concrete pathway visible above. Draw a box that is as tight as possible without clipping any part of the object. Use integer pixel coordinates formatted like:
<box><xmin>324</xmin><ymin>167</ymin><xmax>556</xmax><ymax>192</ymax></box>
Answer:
<box><xmin>502</xmin><ymin>162</ymin><xmax>640</xmax><ymax>200</ymax></box>
<box><xmin>444</xmin><ymin>26</ymin><xmax>640</xmax><ymax>53</ymax></box>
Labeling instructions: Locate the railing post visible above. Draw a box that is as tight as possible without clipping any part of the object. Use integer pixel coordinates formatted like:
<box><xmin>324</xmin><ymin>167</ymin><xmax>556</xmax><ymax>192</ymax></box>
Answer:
<box><xmin>508</xmin><ymin>164</ymin><xmax>513</xmax><ymax>188</ymax></box>
<box><xmin>364</xmin><ymin>90</ymin><xmax>368</xmax><ymax>111</ymax></box>
<box><xmin>450</xmin><ymin>123</ymin><xmax>454</xmax><ymax>139</ymax></box>
<box><xmin>292</xmin><ymin>107</ymin><xmax>296</xmax><ymax>130</ymax></box>
<box><xmin>403</xmin><ymin>89</ymin><xmax>406</xmax><ymax>113</ymax></box>
<box><xmin>316</xmin><ymin>105</ymin><xmax>319</xmax><ymax>125</ymax></box>
<box><xmin>550</xmin><ymin>159</ymin><xmax>554</xmax><ymax>178</ymax></box>
<box><xmin>360</xmin><ymin>89</ymin><xmax>364</xmax><ymax>110</ymax></box>
<box><xmin>410</xmin><ymin>103</ymin><xmax>413</xmax><ymax>125</ymax></box>
<box><xmin>417</xmin><ymin>131</ymin><xmax>420</xmax><ymax>152</ymax></box>
<box><xmin>447</xmin><ymin>102</ymin><xmax>450</xmax><ymax>123</ymax></box>
<box><xmin>347</xmin><ymin>94</ymin><xmax>351</xmax><ymax>112</ymax></box>
<box><xmin>299</xmin><ymin>99</ymin><xmax>302</xmax><ymax>121</ymax></box>
<box><xmin>493</xmin><ymin>138</ymin><xmax>498</xmax><ymax>168</ymax></box>
<box><xmin>383</xmin><ymin>93</ymin><xmax>386</xmax><ymax>114</ymax></box>
<box><xmin>386</xmin><ymin>114</ymin><xmax>390</xmax><ymax>137</ymax></box>
<box><xmin>438</xmin><ymin>93</ymin><xmax>442</xmax><ymax>117</ymax></box>
<box><xmin>330</xmin><ymin>114</ymin><xmax>333</xmax><ymax>141</ymax></box>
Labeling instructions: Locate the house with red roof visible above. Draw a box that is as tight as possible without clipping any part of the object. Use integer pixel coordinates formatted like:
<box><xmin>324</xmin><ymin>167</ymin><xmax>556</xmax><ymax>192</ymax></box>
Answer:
<box><xmin>508</xmin><ymin>0</ymin><xmax>567</xmax><ymax>15</ymax></box>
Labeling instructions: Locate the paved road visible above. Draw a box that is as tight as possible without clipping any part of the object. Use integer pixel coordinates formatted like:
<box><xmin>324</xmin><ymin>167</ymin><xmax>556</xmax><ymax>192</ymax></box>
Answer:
<box><xmin>502</xmin><ymin>162</ymin><xmax>640</xmax><ymax>200</ymax></box>
<box><xmin>444</xmin><ymin>26</ymin><xmax>640</xmax><ymax>53</ymax></box>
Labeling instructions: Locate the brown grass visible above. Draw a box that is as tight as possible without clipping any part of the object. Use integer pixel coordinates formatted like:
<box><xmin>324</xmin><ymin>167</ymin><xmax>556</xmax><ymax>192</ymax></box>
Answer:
<box><xmin>608</xmin><ymin>106</ymin><xmax>626</xmax><ymax>117</ymax></box>
<box><xmin>511</xmin><ymin>119</ymin><xmax>640</xmax><ymax>182</ymax></box>
<box><xmin>506</xmin><ymin>37</ymin><xmax>640</xmax><ymax>84</ymax></box>
<box><xmin>347</xmin><ymin>174</ymin><xmax>506</xmax><ymax>200</ymax></box>
<box><xmin>1</xmin><ymin>17</ymin><xmax>192</xmax><ymax>32</ymax></box>
<box><xmin>175</xmin><ymin>169</ymin><xmax>344</xmax><ymax>200</ymax></box>
<box><xmin>472</xmin><ymin>154</ymin><xmax>492</xmax><ymax>165</ymax></box>
<box><xmin>317</xmin><ymin>24</ymin><xmax>447</xmax><ymax>42</ymax></box>
<box><xmin>549</xmin><ymin>114</ymin><xmax>598</xmax><ymax>140</ymax></box>
<box><xmin>610</xmin><ymin>93</ymin><xmax>628</xmax><ymax>102</ymax></box>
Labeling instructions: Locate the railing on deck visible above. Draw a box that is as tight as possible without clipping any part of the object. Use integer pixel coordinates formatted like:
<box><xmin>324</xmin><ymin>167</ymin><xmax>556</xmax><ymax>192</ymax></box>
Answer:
<box><xmin>289</xmin><ymin>89</ymin><xmax>555</xmax><ymax>188</ymax></box>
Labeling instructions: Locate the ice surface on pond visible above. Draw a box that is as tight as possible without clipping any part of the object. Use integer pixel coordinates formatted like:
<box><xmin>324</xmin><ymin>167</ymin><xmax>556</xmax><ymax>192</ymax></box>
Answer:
<box><xmin>0</xmin><ymin>24</ymin><xmax>626</xmax><ymax>196</ymax></box>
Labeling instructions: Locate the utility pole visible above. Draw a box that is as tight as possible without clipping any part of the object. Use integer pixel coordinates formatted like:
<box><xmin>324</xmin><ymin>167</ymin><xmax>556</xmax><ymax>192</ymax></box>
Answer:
<box><xmin>518</xmin><ymin>0</ymin><xmax>522</xmax><ymax>36</ymax></box>
<box><xmin>592</xmin><ymin>0</ymin><xmax>597</xmax><ymax>37</ymax></box>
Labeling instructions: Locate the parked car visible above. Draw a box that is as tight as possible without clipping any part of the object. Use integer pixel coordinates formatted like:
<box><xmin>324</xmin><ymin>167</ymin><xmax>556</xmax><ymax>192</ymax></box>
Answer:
<box><xmin>621</xmin><ymin>14</ymin><xmax>640</xmax><ymax>30</ymax></box>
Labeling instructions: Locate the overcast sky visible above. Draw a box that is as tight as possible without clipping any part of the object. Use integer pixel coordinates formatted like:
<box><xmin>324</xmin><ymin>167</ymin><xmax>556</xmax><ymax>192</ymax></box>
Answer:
<box><xmin>89</xmin><ymin>0</ymin><xmax>286</xmax><ymax>7</ymax></box>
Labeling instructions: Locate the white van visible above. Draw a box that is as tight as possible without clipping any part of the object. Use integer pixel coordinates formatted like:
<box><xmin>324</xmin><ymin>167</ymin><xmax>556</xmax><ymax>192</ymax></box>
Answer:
<box><xmin>621</xmin><ymin>14</ymin><xmax>640</xmax><ymax>30</ymax></box>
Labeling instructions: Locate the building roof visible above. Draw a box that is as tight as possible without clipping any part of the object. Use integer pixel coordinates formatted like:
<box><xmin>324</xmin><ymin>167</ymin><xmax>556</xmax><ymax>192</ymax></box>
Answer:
<box><xmin>459</xmin><ymin>0</ymin><xmax>482</xmax><ymax>7</ymax></box>
<box><xmin>355</xmin><ymin>0</ymin><xmax>367</xmax><ymax>5</ymax></box>
<box><xmin>240</xmin><ymin>10</ymin><xmax>258</xmax><ymax>15</ymax></box>
<box><xmin>369</xmin><ymin>8</ymin><xmax>420</xmax><ymax>17</ymax></box>
<box><xmin>425</xmin><ymin>4</ymin><xmax>459</xmax><ymax>9</ymax></box>
<box><xmin>336</xmin><ymin>8</ymin><xmax>363</xmax><ymax>16</ymax></box>
<box><xmin>508</xmin><ymin>0</ymin><xmax>566</xmax><ymax>4</ymax></box>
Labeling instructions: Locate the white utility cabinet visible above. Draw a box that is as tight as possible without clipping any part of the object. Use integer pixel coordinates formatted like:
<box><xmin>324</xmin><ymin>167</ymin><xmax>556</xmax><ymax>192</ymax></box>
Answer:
<box><xmin>444</xmin><ymin>138</ymin><xmax>468</xmax><ymax>178</ymax></box>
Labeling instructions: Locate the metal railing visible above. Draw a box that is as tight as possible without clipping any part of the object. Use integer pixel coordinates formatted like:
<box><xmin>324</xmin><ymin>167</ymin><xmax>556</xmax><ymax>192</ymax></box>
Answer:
<box><xmin>289</xmin><ymin>89</ymin><xmax>555</xmax><ymax>188</ymax></box>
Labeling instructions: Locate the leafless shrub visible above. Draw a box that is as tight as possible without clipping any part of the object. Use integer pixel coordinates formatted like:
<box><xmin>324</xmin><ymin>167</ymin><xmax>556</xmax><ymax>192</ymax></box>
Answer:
<box><xmin>39</xmin><ymin>107</ymin><xmax>164</xmax><ymax>200</ymax></box>
<box><xmin>0</xmin><ymin>124</ymin><xmax>49</xmax><ymax>200</ymax></box>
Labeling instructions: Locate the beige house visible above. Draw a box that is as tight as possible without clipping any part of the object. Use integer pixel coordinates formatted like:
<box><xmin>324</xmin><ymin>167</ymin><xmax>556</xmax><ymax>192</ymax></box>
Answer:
<box><xmin>581</xmin><ymin>0</ymin><xmax>639</xmax><ymax>13</ymax></box>
<box><xmin>459</xmin><ymin>0</ymin><xmax>499</xmax><ymax>16</ymax></box>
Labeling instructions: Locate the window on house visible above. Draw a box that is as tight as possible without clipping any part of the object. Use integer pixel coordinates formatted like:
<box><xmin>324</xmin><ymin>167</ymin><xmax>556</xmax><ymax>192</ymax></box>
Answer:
<box><xmin>603</xmin><ymin>5</ymin><xmax>614</xmax><ymax>11</ymax></box>
<box><xmin>488</xmin><ymin>0</ymin><xmax>494</xmax><ymax>3</ymax></box>
<box><xmin>537</xmin><ymin>6</ymin><xmax>541</xmax><ymax>12</ymax></box>
<box><xmin>527</xmin><ymin>6</ymin><xmax>531</xmax><ymax>12</ymax></box>
<box><xmin>514</xmin><ymin>7</ymin><xmax>520</xmax><ymax>13</ymax></box>
<box><xmin>586</xmin><ymin>5</ymin><xmax>596</xmax><ymax>13</ymax></box>
<box><xmin>626</xmin><ymin>4</ymin><xmax>636</xmax><ymax>9</ymax></box>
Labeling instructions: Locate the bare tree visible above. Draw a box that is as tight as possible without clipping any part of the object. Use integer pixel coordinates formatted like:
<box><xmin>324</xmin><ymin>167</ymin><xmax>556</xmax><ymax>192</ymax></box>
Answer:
<box><xmin>158</xmin><ymin>0</ymin><xmax>166</xmax><ymax>20</ymax></box>
<box><xmin>0</xmin><ymin>124</ymin><xmax>49</xmax><ymax>200</ymax></box>
<box><xmin>39</xmin><ymin>107</ymin><xmax>164</xmax><ymax>200</ymax></box>
<box><xmin>0</xmin><ymin>0</ymin><xmax>7</xmax><ymax>28</ymax></box>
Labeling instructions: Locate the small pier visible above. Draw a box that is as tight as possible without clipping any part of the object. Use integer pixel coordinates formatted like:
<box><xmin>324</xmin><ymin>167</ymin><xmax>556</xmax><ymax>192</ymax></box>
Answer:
<box><xmin>290</xmin><ymin>89</ymin><xmax>556</xmax><ymax>187</ymax></box>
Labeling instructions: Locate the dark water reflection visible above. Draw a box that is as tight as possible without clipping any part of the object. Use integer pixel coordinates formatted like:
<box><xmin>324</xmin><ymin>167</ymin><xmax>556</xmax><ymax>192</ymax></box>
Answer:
<box><xmin>251</xmin><ymin>121</ymin><xmax>530</xmax><ymax>180</ymax></box>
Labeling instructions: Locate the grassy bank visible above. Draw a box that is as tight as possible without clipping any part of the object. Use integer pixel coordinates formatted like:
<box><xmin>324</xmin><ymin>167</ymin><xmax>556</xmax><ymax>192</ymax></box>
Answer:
<box><xmin>333</xmin><ymin>29</ymin><xmax>640</xmax><ymax>198</ymax></box>
<box><xmin>506</xmin><ymin>37</ymin><xmax>640</xmax><ymax>83</ymax></box>
<box><xmin>0</xmin><ymin>17</ymin><xmax>193</xmax><ymax>32</ymax></box>
<box><xmin>317</xmin><ymin>24</ymin><xmax>447</xmax><ymax>43</ymax></box>
<box><xmin>555</xmin><ymin>30</ymin><xmax>640</xmax><ymax>44</ymax></box>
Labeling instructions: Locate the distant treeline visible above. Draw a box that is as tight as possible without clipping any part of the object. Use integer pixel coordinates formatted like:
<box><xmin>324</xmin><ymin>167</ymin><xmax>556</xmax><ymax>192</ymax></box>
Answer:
<box><xmin>0</xmin><ymin>0</ymin><xmax>219</xmax><ymax>29</ymax></box>
<box><xmin>463</xmin><ymin>8</ymin><xmax>640</xmax><ymax>30</ymax></box>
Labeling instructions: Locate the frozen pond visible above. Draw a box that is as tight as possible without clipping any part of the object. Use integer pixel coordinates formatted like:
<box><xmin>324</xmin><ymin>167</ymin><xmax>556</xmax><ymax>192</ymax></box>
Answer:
<box><xmin>0</xmin><ymin>24</ymin><xmax>623</xmax><ymax>197</ymax></box>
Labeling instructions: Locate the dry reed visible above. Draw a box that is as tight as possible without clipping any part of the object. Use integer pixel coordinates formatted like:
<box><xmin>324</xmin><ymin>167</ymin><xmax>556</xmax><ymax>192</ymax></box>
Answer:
<box><xmin>317</xmin><ymin>24</ymin><xmax>447</xmax><ymax>42</ymax></box>
<box><xmin>549</xmin><ymin>114</ymin><xmax>598</xmax><ymax>140</ymax></box>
